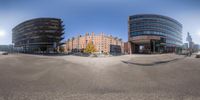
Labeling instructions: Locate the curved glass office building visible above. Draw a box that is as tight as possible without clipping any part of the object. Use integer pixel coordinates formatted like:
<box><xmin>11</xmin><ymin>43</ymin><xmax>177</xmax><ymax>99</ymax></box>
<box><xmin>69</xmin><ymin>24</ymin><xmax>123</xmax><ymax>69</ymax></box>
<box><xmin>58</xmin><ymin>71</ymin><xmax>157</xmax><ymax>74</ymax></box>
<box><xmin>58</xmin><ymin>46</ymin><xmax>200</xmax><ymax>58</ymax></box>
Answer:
<box><xmin>128</xmin><ymin>14</ymin><xmax>182</xmax><ymax>53</ymax></box>
<box><xmin>12</xmin><ymin>18</ymin><xmax>64</xmax><ymax>53</ymax></box>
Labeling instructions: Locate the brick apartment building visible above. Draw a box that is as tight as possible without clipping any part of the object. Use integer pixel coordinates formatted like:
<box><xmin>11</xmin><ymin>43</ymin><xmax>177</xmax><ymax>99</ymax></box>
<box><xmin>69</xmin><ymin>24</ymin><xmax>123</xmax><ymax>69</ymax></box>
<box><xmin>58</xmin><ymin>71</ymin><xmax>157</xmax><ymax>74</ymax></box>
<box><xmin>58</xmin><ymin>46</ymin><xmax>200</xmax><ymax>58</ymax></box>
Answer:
<box><xmin>64</xmin><ymin>32</ymin><xmax>124</xmax><ymax>54</ymax></box>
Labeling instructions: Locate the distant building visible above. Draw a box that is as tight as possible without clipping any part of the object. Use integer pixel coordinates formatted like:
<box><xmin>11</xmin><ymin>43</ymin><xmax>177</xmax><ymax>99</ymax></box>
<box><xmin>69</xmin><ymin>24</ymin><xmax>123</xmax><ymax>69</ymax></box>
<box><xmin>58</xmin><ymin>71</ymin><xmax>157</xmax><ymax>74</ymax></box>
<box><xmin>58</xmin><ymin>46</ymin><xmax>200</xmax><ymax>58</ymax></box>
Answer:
<box><xmin>183</xmin><ymin>43</ymin><xmax>189</xmax><ymax>49</ymax></box>
<box><xmin>193</xmin><ymin>44</ymin><xmax>199</xmax><ymax>52</ymax></box>
<box><xmin>128</xmin><ymin>14</ymin><xmax>183</xmax><ymax>54</ymax></box>
<box><xmin>186</xmin><ymin>32</ymin><xmax>193</xmax><ymax>49</ymax></box>
<box><xmin>12</xmin><ymin>18</ymin><xmax>64</xmax><ymax>53</ymax></box>
<box><xmin>124</xmin><ymin>42</ymin><xmax>131</xmax><ymax>54</ymax></box>
<box><xmin>110</xmin><ymin>45</ymin><xmax>122</xmax><ymax>55</ymax></box>
<box><xmin>0</xmin><ymin>45</ymin><xmax>13</xmax><ymax>52</ymax></box>
<box><xmin>65</xmin><ymin>32</ymin><xmax>124</xmax><ymax>54</ymax></box>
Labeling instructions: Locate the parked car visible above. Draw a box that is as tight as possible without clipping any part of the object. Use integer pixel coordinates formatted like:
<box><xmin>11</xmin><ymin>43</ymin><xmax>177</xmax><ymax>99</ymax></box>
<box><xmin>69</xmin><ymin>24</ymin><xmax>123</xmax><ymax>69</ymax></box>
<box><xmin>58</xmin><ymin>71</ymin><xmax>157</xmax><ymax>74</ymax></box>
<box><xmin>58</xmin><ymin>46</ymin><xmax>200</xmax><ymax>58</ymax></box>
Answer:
<box><xmin>0</xmin><ymin>52</ymin><xmax>8</xmax><ymax>55</ymax></box>
<box><xmin>181</xmin><ymin>50</ymin><xmax>188</xmax><ymax>55</ymax></box>
<box><xmin>196</xmin><ymin>54</ymin><xmax>200</xmax><ymax>58</ymax></box>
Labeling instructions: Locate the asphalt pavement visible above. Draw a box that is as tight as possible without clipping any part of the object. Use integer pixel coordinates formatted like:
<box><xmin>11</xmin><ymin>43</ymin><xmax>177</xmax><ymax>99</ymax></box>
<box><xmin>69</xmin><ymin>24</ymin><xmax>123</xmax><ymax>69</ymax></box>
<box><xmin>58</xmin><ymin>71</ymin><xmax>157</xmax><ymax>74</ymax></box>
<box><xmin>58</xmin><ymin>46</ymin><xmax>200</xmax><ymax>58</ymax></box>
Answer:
<box><xmin>0</xmin><ymin>54</ymin><xmax>199</xmax><ymax>100</ymax></box>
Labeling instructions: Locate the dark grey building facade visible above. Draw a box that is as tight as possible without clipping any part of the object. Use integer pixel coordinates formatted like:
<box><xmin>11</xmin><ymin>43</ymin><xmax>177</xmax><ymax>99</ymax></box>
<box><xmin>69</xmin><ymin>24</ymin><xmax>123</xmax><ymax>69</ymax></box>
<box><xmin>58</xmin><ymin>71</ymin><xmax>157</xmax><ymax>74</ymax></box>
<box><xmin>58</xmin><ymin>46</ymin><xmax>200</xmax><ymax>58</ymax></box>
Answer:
<box><xmin>110</xmin><ymin>44</ymin><xmax>122</xmax><ymax>55</ymax></box>
<box><xmin>12</xmin><ymin>18</ymin><xmax>64</xmax><ymax>53</ymax></box>
<box><xmin>128</xmin><ymin>14</ymin><xmax>182</xmax><ymax>54</ymax></box>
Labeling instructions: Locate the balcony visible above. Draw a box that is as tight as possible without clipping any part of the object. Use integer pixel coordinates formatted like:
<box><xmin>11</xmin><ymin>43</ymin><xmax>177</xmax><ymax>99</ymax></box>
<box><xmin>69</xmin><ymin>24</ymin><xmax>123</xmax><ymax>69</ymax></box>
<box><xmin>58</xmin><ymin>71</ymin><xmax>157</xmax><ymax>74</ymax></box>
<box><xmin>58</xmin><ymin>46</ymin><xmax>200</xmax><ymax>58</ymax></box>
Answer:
<box><xmin>59</xmin><ymin>42</ymin><xmax>65</xmax><ymax>46</ymax></box>
<box><xmin>59</xmin><ymin>32</ymin><xmax>64</xmax><ymax>36</ymax></box>
<box><xmin>60</xmin><ymin>37</ymin><xmax>64</xmax><ymax>40</ymax></box>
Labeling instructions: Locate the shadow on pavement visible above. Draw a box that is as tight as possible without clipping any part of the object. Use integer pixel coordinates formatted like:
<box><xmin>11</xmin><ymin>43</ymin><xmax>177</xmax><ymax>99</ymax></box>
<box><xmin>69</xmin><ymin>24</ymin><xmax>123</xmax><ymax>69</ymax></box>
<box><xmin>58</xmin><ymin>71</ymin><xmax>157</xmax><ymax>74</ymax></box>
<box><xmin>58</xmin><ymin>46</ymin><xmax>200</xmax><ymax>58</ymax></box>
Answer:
<box><xmin>121</xmin><ymin>57</ymin><xmax>186</xmax><ymax>66</ymax></box>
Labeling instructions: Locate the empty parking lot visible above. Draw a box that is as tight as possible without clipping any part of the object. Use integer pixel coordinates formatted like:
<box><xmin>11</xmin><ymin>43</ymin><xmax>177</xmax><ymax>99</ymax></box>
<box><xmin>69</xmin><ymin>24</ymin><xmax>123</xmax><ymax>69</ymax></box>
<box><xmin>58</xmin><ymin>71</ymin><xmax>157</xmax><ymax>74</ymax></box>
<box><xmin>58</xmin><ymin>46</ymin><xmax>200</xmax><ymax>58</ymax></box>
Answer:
<box><xmin>0</xmin><ymin>54</ymin><xmax>200</xmax><ymax>100</ymax></box>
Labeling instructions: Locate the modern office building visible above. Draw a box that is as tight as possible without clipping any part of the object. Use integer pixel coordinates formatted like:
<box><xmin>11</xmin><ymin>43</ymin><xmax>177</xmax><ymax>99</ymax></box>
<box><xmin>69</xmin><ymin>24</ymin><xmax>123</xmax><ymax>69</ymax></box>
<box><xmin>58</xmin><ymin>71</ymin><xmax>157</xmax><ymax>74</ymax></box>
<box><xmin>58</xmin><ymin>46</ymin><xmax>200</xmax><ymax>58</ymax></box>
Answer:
<box><xmin>64</xmin><ymin>32</ymin><xmax>124</xmax><ymax>54</ymax></box>
<box><xmin>12</xmin><ymin>18</ymin><xmax>64</xmax><ymax>53</ymax></box>
<box><xmin>186</xmin><ymin>32</ymin><xmax>193</xmax><ymax>49</ymax></box>
<box><xmin>124</xmin><ymin>42</ymin><xmax>131</xmax><ymax>54</ymax></box>
<box><xmin>0</xmin><ymin>45</ymin><xmax>14</xmax><ymax>52</ymax></box>
<box><xmin>128</xmin><ymin>14</ymin><xmax>183</xmax><ymax>54</ymax></box>
<box><xmin>183</xmin><ymin>43</ymin><xmax>189</xmax><ymax>49</ymax></box>
<box><xmin>193</xmin><ymin>44</ymin><xmax>199</xmax><ymax>52</ymax></box>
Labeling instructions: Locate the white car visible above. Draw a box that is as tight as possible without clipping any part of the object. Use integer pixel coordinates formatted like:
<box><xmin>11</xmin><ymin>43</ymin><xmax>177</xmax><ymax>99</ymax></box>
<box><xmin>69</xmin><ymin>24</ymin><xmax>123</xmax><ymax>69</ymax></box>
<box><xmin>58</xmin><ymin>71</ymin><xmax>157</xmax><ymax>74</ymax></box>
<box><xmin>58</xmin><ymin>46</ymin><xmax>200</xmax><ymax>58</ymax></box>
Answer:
<box><xmin>196</xmin><ymin>52</ymin><xmax>200</xmax><ymax>58</ymax></box>
<box><xmin>0</xmin><ymin>51</ymin><xmax>8</xmax><ymax>55</ymax></box>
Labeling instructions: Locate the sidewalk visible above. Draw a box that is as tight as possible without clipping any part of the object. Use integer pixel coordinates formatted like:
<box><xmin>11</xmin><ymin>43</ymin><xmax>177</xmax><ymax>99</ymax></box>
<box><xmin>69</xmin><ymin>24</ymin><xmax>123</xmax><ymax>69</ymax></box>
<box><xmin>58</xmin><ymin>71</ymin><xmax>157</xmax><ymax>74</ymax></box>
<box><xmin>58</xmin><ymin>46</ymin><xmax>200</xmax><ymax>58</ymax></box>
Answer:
<box><xmin>59</xmin><ymin>53</ymin><xmax>185</xmax><ymax>67</ymax></box>
<box><xmin>124</xmin><ymin>54</ymin><xmax>185</xmax><ymax>66</ymax></box>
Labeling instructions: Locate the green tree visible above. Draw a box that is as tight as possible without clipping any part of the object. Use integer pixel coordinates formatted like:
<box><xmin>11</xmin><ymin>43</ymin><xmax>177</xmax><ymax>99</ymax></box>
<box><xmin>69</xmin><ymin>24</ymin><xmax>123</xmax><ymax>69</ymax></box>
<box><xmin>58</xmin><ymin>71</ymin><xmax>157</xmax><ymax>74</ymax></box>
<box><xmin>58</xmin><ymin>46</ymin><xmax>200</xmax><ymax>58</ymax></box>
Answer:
<box><xmin>84</xmin><ymin>42</ymin><xmax>96</xmax><ymax>54</ymax></box>
<box><xmin>59</xmin><ymin>46</ymin><xmax>65</xmax><ymax>53</ymax></box>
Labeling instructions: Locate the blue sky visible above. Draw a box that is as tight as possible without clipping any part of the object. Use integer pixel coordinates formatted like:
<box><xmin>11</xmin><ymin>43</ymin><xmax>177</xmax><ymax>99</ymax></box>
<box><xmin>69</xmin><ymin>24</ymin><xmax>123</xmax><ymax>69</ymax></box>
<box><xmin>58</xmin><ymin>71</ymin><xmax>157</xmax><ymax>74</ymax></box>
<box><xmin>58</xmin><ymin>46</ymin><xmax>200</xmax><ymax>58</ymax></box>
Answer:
<box><xmin>0</xmin><ymin>0</ymin><xmax>200</xmax><ymax>45</ymax></box>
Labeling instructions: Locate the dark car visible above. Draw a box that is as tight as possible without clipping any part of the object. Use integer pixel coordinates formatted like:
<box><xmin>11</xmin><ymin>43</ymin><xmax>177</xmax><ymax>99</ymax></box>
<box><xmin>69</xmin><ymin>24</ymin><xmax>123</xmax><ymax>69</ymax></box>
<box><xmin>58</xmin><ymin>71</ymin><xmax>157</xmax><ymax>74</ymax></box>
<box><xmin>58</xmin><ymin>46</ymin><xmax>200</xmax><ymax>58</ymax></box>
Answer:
<box><xmin>1</xmin><ymin>52</ymin><xmax>8</xmax><ymax>55</ymax></box>
<box><xmin>196</xmin><ymin>54</ymin><xmax>200</xmax><ymax>58</ymax></box>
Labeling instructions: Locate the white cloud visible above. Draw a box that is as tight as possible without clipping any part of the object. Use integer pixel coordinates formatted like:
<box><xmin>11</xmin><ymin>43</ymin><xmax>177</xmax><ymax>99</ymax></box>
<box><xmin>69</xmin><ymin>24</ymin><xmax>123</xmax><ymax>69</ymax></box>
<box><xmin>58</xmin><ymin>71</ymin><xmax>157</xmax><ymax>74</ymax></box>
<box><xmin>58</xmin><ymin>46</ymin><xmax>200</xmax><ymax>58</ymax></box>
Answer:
<box><xmin>0</xmin><ymin>10</ymin><xmax>38</xmax><ymax>45</ymax></box>
<box><xmin>198</xmin><ymin>31</ymin><xmax>200</xmax><ymax>36</ymax></box>
<box><xmin>0</xmin><ymin>30</ymin><xmax>5</xmax><ymax>37</ymax></box>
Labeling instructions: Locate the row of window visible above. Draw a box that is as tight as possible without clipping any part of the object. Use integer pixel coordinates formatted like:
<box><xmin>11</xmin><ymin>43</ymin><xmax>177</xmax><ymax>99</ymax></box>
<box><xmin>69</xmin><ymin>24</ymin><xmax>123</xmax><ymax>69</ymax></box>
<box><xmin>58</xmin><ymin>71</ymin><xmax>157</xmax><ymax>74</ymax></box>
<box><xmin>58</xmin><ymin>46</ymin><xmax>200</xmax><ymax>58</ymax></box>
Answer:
<box><xmin>166</xmin><ymin>39</ymin><xmax>182</xmax><ymax>46</ymax></box>
<box><xmin>15</xmin><ymin>38</ymin><xmax>59</xmax><ymax>45</ymax></box>
<box><xmin>14</xmin><ymin>21</ymin><xmax>60</xmax><ymax>31</ymax></box>
<box><xmin>129</xmin><ymin>17</ymin><xmax>181</xmax><ymax>27</ymax></box>
<box><xmin>13</xmin><ymin>29</ymin><xmax>62</xmax><ymax>39</ymax></box>
<box><xmin>130</xmin><ymin>29</ymin><xmax>182</xmax><ymax>40</ymax></box>
<box><xmin>130</xmin><ymin>21</ymin><xmax>182</xmax><ymax>32</ymax></box>
<box><xmin>14</xmin><ymin>24</ymin><xmax>61</xmax><ymax>33</ymax></box>
<box><xmin>130</xmin><ymin>28</ymin><xmax>182</xmax><ymax>39</ymax></box>
<box><xmin>130</xmin><ymin>22</ymin><xmax>182</xmax><ymax>33</ymax></box>
<box><xmin>130</xmin><ymin>26</ymin><xmax>181</xmax><ymax>36</ymax></box>
<box><xmin>130</xmin><ymin>31</ymin><xmax>182</xmax><ymax>42</ymax></box>
<box><xmin>13</xmin><ymin>32</ymin><xmax>62</xmax><ymax>42</ymax></box>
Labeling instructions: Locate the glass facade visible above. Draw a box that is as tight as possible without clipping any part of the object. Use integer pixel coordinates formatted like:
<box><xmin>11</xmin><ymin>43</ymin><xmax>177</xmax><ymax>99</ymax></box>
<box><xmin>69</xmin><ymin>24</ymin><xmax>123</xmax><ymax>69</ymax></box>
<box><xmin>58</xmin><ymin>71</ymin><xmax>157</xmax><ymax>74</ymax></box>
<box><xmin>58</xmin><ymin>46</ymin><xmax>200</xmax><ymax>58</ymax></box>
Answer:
<box><xmin>12</xmin><ymin>18</ymin><xmax>64</xmax><ymax>53</ymax></box>
<box><xmin>129</xmin><ymin>14</ymin><xmax>182</xmax><ymax>46</ymax></box>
